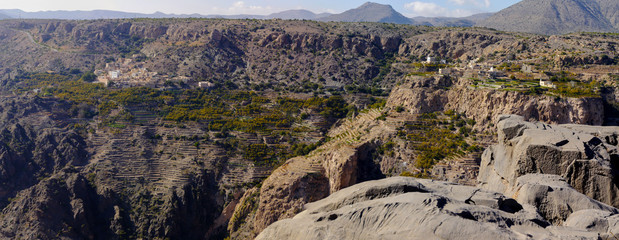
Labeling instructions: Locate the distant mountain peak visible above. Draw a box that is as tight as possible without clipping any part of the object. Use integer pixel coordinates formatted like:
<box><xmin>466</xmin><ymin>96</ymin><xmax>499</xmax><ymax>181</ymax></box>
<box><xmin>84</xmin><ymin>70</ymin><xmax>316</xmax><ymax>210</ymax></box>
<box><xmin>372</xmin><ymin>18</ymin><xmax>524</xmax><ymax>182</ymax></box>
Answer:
<box><xmin>477</xmin><ymin>0</ymin><xmax>618</xmax><ymax>34</ymax></box>
<box><xmin>319</xmin><ymin>2</ymin><xmax>414</xmax><ymax>24</ymax></box>
<box><xmin>360</xmin><ymin>2</ymin><xmax>386</xmax><ymax>7</ymax></box>
<box><xmin>267</xmin><ymin>9</ymin><xmax>329</xmax><ymax>20</ymax></box>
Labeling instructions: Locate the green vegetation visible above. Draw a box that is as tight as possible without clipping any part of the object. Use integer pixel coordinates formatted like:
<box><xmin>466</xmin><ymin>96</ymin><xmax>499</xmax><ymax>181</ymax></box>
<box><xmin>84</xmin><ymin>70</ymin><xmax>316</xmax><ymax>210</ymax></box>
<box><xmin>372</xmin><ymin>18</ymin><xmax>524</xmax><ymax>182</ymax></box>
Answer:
<box><xmin>290</xmin><ymin>141</ymin><xmax>322</xmax><ymax>158</ymax></box>
<box><xmin>399</xmin><ymin>111</ymin><xmax>482</xmax><ymax>175</ymax></box>
<box><xmin>10</xmin><ymin>72</ymin><xmax>351</xmax><ymax>134</ymax></box>
<box><xmin>367</xmin><ymin>97</ymin><xmax>386</xmax><ymax>109</ymax></box>
<box><xmin>497</xmin><ymin>62</ymin><xmax>521</xmax><ymax>72</ymax></box>
<box><xmin>549</xmin><ymin>82</ymin><xmax>600</xmax><ymax>98</ymax></box>
<box><xmin>80</xmin><ymin>72</ymin><xmax>98</xmax><ymax>82</ymax></box>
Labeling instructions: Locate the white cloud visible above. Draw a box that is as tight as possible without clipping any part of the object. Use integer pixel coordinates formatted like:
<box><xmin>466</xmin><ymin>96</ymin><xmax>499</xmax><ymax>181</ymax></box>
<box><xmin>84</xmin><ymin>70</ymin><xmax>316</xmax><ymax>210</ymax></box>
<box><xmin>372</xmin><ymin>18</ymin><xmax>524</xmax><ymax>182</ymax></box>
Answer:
<box><xmin>404</xmin><ymin>1</ymin><xmax>475</xmax><ymax>17</ymax></box>
<box><xmin>226</xmin><ymin>1</ymin><xmax>274</xmax><ymax>15</ymax></box>
<box><xmin>404</xmin><ymin>2</ymin><xmax>447</xmax><ymax>16</ymax></box>
<box><xmin>447</xmin><ymin>0</ymin><xmax>491</xmax><ymax>8</ymax></box>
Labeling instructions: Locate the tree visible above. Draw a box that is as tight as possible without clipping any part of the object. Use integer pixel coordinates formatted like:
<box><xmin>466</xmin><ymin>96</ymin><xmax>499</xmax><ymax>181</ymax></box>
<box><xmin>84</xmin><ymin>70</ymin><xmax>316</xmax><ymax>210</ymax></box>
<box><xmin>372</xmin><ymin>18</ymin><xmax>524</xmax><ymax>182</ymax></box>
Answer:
<box><xmin>81</xmin><ymin>72</ymin><xmax>97</xmax><ymax>82</ymax></box>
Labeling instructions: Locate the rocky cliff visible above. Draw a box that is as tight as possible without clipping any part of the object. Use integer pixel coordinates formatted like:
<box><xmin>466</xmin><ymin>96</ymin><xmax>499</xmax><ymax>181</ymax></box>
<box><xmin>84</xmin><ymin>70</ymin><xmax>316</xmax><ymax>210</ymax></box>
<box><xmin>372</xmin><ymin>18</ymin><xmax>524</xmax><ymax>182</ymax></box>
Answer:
<box><xmin>231</xmin><ymin>74</ymin><xmax>611</xmax><ymax>237</ymax></box>
<box><xmin>387</xmin><ymin>75</ymin><xmax>605</xmax><ymax>131</ymax></box>
<box><xmin>0</xmin><ymin>94</ymin><xmax>226</xmax><ymax>239</ymax></box>
<box><xmin>0</xmin><ymin>95</ymin><xmax>88</xmax><ymax>207</ymax></box>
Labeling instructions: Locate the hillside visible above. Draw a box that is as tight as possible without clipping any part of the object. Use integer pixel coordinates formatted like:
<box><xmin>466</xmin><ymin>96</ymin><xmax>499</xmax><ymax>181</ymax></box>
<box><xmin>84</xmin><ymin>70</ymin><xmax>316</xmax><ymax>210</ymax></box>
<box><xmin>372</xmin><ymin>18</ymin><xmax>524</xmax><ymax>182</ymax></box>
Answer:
<box><xmin>318</xmin><ymin>2</ymin><xmax>414</xmax><ymax>24</ymax></box>
<box><xmin>477</xmin><ymin>0</ymin><xmax>618</xmax><ymax>34</ymax></box>
<box><xmin>595</xmin><ymin>0</ymin><xmax>619</xmax><ymax>29</ymax></box>
<box><xmin>0</xmin><ymin>18</ymin><xmax>616</xmax><ymax>239</ymax></box>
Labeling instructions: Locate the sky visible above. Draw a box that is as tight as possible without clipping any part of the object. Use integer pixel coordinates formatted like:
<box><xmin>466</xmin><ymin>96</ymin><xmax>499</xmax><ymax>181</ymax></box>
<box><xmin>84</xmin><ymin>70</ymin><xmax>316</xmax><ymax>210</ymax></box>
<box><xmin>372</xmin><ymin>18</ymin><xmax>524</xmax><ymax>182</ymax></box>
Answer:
<box><xmin>0</xmin><ymin>0</ymin><xmax>521</xmax><ymax>18</ymax></box>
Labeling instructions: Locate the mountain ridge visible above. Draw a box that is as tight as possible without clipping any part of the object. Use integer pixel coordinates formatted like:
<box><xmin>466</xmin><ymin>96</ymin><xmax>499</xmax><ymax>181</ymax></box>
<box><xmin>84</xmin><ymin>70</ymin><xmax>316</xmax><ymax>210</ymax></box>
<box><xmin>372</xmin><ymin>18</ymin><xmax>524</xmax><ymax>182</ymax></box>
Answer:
<box><xmin>476</xmin><ymin>0</ymin><xmax>619</xmax><ymax>35</ymax></box>
<box><xmin>3</xmin><ymin>0</ymin><xmax>618</xmax><ymax>35</ymax></box>
<box><xmin>318</xmin><ymin>2</ymin><xmax>414</xmax><ymax>24</ymax></box>
<box><xmin>0</xmin><ymin>2</ymin><xmax>490</xmax><ymax>27</ymax></box>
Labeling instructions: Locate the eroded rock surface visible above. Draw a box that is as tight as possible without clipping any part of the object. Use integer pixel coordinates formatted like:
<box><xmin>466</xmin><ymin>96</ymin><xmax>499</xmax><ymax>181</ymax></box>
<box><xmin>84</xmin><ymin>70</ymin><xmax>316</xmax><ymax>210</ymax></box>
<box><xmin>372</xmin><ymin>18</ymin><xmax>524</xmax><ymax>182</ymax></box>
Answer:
<box><xmin>478</xmin><ymin>115</ymin><xmax>619</xmax><ymax>208</ymax></box>
<box><xmin>257</xmin><ymin>177</ymin><xmax>614</xmax><ymax>240</ymax></box>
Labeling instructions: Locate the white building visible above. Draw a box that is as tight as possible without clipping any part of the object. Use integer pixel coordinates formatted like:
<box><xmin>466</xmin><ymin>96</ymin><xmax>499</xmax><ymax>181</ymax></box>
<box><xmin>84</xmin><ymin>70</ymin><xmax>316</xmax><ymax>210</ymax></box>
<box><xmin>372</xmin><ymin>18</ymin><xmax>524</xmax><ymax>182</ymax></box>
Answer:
<box><xmin>439</xmin><ymin>68</ymin><xmax>452</xmax><ymax>75</ymax></box>
<box><xmin>426</xmin><ymin>56</ymin><xmax>436</xmax><ymax>64</ymax></box>
<box><xmin>522</xmin><ymin>64</ymin><xmax>533</xmax><ymax>73</ymax></box>
<box><xmin>540</xmin><ymin>79</ymin><xmax>556</xmax><ymax>88</ymax></box>
<box><xmin>199</xmin><ymin>81</ymin><xmax>215</xmax><ymax>88</ymax></box>
<box><xmin>109</xmin><ymin>70</ymin><xmax>120</xmax><ymax>79</ymax></box>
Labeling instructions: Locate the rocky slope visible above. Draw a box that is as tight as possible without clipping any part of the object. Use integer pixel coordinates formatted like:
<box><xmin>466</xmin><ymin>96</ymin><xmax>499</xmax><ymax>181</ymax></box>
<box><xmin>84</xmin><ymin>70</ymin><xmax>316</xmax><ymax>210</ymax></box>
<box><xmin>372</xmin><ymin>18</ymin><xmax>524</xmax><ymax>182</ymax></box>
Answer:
<box><xmin>0</xmin><ymin>19</ymin><xmax>614</xmax><ymax>89</ymax></box>
<box><xmin>0</xmin><ymin>95</ymin><xmax>88</xmax><ymax>207</ymax></box>
<box><xmin>0</xmin><ymin>94</ymin><xmax>228</xmax><ymax>239</ymax></box>
<box><xmin>477</xmin><ymin>0</ymin><xmax>618</xmax><ymax>34</ymax></box>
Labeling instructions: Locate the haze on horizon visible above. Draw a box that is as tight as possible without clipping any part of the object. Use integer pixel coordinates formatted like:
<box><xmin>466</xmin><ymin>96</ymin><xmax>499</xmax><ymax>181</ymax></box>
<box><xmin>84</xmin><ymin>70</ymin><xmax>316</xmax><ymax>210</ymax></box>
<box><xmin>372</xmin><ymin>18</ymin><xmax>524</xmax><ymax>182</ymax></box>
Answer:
<box><xmin>0</xmin><ymin>0</ymin><xmax>520</xmax><ymax>18</ymax></box>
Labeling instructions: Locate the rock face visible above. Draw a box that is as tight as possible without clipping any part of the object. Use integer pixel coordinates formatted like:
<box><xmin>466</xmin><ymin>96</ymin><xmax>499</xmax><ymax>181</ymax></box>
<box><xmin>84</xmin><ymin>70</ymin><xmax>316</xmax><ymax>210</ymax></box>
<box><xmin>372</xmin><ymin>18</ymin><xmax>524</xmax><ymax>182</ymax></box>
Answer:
<box><xmin>478</xmin><ymin>115</ymin><xmax>619</xmax><ymax>208</ymax></box>
<box><xmin>387</xmin><ymin>76</ymin><xmax>605</xmax><ymax>131</ymax></box>
<box><xmin>0</xmin><ymin>171</ymin><xmax>118</xmax><ymax>239</ymax></box>
<box><xmin>257</xmin><ymin>177</ymin><xmax>618</xmax><ymax>240</ymax></box>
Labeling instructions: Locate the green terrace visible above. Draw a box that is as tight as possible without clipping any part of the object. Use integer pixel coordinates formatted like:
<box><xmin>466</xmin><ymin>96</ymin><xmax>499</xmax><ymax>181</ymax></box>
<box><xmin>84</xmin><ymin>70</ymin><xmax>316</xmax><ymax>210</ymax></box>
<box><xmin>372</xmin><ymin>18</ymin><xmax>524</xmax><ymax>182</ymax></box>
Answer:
<box><xmin>397</xmin><ymin>110</ymin><xmax>483</xmax><ymax>178</ymax></box>
<box><xmin>470</xmin><ymin>77</ymin><xmax>601</xmax><ymax>98</ymax></box>
<box><xmin>7</xmin><ymin>72</ymin><xmax>352</xmax><ymax>134</ymax></box>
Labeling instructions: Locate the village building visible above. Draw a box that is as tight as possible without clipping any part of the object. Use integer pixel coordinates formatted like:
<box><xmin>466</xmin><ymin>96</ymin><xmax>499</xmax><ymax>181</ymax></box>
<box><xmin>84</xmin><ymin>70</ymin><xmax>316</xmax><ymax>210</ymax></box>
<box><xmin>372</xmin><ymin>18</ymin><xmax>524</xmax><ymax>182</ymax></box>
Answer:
<box><xmin>540</xmin><ymin>79</ymin><xmax>556</xmax><ymax>88</ymax></box>
<box><xmin>522</xmin><ymin>64</ymin><xmax>534</xmax><ymax>73</ymax></box>
<box><xmin>109</xmin><ymin>70</ymin><xmax>120</xmax><ymax>79</ymax></box>
<box><xmin>199</xmin><ymin>81</ymin><xmax>215</xmax><ymax>88</ymax></box>
<box><xmin>439</xmin><ymin>68</ymin><xmax>452</xmax><ymax>75</ymax></box>
<box><xmin>426</xmin><ymin>56</ymin><xmax>436</xmax><ymax>64</ymax></box>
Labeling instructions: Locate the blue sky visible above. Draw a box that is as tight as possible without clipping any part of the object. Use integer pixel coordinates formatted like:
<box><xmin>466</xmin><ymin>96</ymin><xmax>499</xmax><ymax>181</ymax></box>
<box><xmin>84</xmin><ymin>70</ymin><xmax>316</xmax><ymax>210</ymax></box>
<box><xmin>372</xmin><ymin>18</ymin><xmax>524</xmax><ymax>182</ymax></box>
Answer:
<box><xmin>1</xmin><ymin>0</ymin><xmax>521</xmax><ymax>17</ymax></box>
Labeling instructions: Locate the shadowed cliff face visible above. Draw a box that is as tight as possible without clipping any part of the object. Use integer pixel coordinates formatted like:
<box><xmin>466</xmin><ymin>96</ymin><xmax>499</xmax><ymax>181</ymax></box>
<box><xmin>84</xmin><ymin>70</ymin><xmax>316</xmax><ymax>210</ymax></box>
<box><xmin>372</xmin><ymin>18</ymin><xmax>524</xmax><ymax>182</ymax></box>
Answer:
<box><xmin>0</xmin><ymin>95</ymin><xmax>225</xmax><ymax>240</ymax></box>
<box><xmin>0</xmin><ymin>96</ymin><xmax>88</xmax><ymax>208</ymax></box>
<box><xmin>0</xmin><ymin>169</ymin><xmax>222</xmax><ymax>240</ymax></box>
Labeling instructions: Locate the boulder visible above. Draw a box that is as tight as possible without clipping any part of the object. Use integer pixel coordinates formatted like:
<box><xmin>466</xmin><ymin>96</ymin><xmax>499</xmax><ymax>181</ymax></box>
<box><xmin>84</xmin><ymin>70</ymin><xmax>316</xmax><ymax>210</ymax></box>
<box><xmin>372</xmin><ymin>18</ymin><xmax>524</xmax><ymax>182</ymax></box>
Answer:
<box><xmin>478</xmin><ymin>115</ymin><xmax>619</xmax><ymax>208</ymax></box>
<box><xmin>513</xmin><ymin>174</ymin><xmax>618</xmax><ymax>225</ymax></box>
